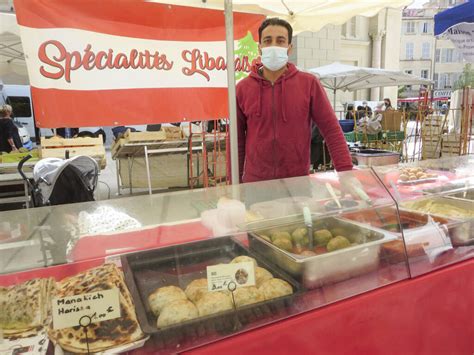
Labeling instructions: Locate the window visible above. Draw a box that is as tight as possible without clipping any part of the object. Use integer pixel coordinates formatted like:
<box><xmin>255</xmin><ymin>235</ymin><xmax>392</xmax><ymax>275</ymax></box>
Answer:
<box><xmin>448</xmin><ymin>0</ymin><xmax>456</xmax><ymax>5</ymax></box>
<box><xmin>405</xmin><ymin>70</ymin><xmax>413</xmax><ymax>75</ymax></box>
<box><xmin>434</xmin><ymin>73</ymin><xmax>439</xmax><ymax>89</ymax></box>
<box><xmin>435</xmin><ymin>49</ymin><xmax>441</xmax><ymax>62</ymax></box>
<box><xmin>442</xmin><ymin>48</ymin><xmax>454</xmax><ymax>62</ymax></box>
<box><xmin>440</xmin><ymin>73</ymin><xmax>453</xmax><ymax>88</ymax></box>
<box><xmin>342</xmin><ymin>17</ymin><xmax>357</xmax><ymax>38</ymax></box>
<box><xmin>405</xmin><ymin>21</ymin><xmax>416</xmax><ymax>34</ymax></box>
<box><xmin>5</xmin><ymin>96</ymin><xmax>31</xmax><ymax>118</ymax></box>
<box><xmin>453</xmin><ymin>49</ymin><xmax>463</xmax><ymax>62</ymax></box>
<box><xmin>422</xmin><ymin>43</ymin><xmax>431</xmax><ymax>59</ymax></box>
<box><xmin>405</xmin><ymin>43</ymin><xmax>414</xmax><ymax>60</ymax></box>
<box><xmin>421</xmin><ymin>22</ymin><xmax>429</xmax><ymax>33</ymax></box>
<box><xmin>421</xmin><ymin>69</ymin><xmax>429</xmax><ymax>79</ymax></box>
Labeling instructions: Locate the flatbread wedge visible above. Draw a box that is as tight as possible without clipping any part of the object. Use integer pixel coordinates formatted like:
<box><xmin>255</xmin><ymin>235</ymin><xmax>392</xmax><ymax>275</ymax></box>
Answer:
<box><xmin>0</xmin><ymin>277</ymin><xmax>56</xmax><ymax>338</ymax></box>
<box><xmin>48</xmin><ymin>263</ymin><xmax>144</xmax><ymax>353</ymax></box>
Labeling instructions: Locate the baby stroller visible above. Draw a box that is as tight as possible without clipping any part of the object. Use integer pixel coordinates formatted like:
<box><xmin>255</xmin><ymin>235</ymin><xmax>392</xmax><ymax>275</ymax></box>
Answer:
<box><xmin>18</xmin><ymin>154</ymin><xmax>99</xmax><ymax>207</ymax></box>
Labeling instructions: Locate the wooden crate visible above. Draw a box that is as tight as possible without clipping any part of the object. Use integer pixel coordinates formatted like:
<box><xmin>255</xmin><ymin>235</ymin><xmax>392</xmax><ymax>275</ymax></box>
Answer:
<box><xmin>381</xmin><ymin>111</ymin><xmax>402</xmax><ymax>131</ymax></box>
<box><xmin>40</xmin><ymin>136</ymin><xmax>106</xmax><ymax>169</ymax></box>
<box><xmin>442</xmin><ymin>134</ymin><xmax>462</xmax><ymax>157</ymax></box>
<box><xmin>111</xmin><ymin>129</ymin><xmax>187</xmax><ymax>158</ymax></box>
<box><xmin>118</xmin><ymin>153</ymin><xmax>198</xmax><ymax>189</ymax></box>
<box><xmin>422</xmin><ymin>138</ymin><xmax>442</xmax><ymax>159</ymax></box>
<box><xmin>0</xmin><ymin>149</ymin><xmax>39</xmax><ymax>163</ymax></box>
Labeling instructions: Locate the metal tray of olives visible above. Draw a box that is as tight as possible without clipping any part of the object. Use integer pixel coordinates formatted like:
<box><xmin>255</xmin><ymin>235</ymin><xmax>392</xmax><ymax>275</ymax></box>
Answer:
<box><xmin>247</xmin><ymin>217</ymin><xmax>396</xmax><ymax>289</ymax></box>
<box><xmin>400</xmin><ymin>197</ymin><xmax>474</xmax><ymax>246</ymax></box>
<box><xmin>121</xmin><ymin>236</ymin><xmax>302</xmax><ymax>351</ymax></box>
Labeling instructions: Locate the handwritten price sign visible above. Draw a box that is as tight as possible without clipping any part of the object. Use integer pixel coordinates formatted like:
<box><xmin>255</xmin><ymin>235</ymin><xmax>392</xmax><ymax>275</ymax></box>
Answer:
<box><xmin>52</xmin><ymin>288</ymin><xmax>121</xmax><ymax>330</ymax></box>
<box><xmin>207</xmin><ymin>262</ymin><xmax>255</xmax><ymax>292</ymax></box>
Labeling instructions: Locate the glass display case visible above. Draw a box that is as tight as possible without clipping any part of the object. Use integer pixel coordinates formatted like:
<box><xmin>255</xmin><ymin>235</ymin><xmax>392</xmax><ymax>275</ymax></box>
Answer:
<box><xmin>0</xmin><ymin>168</ymin><xmax>411</xmax><ymax>354</ymax></box>
<box><xmin>371</xmin><ymin>155</ymin><xmax>474</xmax><ymax>276</ymax></box>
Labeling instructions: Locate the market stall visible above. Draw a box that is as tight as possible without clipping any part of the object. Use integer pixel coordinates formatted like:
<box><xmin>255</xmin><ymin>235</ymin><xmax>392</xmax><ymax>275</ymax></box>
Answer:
<box><xmin>0</xmin><ymin>156</ymin><xmax>472</xmax><ymax>354</ymax></box>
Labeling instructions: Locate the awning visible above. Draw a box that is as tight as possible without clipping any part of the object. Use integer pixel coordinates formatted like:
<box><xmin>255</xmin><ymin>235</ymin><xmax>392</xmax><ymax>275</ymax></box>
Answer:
<box><xmin>434</xmin><ymin>1</ymin><xmax>474</xmax><ymax>62</ymax></box>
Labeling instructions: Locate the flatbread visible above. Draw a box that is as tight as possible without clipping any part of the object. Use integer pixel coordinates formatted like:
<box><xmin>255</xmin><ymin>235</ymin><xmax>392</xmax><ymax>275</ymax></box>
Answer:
<box><xmin>48</xmin><ymin>263</ymin><xmax>144</xmax><ymax>353</ymax></box>
<box><xmin>0</xmin><ymin>277</ymin><xmax>56</xmax><ymax>338</ymax></box>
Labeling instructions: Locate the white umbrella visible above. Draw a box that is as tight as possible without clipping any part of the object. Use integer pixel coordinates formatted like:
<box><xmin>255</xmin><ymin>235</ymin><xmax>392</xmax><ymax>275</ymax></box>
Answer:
<box><xmin>309</xmin><ymin>62</ymin><xmax>433</xmax><ymax>107</ymax></box>
<box><xmin>148</xmin><ymin>0</ymin><xmax>412</xmax><ymax>33</ymax></box>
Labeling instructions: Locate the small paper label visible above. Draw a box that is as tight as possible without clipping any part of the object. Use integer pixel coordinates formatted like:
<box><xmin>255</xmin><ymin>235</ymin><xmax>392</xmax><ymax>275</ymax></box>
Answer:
<box><xmin>52</xmin><ymin>288</ymin><xmax>121</xmax><ymax>330</ymax></box>
<box><xmin>207</xmin><ymin>261</ymin><xmax>255</xmax><ymax>292</ymax></box>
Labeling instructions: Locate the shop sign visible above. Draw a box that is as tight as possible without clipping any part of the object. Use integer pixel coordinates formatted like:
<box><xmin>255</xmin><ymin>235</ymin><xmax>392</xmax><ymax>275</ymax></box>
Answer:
<box><xmin>14</xmin><ymin>0</ymin><xmax>263</xmax><ymax>127</ymax></box>
<box><xmin>434</xmin><ymin>90</ymin><xmax>452</xmax><ymax>99</ymax></box>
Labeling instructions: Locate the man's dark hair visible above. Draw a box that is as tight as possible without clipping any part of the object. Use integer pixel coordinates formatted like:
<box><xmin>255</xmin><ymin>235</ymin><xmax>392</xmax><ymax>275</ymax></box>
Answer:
<box><xmin>258</xmin><ymin>18</ymin><xmax>293</xmax><ymax>44</ymax></box>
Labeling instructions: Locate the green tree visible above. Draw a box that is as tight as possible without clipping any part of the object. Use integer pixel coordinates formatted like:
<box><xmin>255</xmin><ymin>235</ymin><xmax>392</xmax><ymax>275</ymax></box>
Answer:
<box><xmin>453</xmin><ymin>63</ymin><xmax>474</xmax><ymax>90</ymax></box>
<box><xmin>234</xmin><ymin>31</ymin><xmax>259</xmax><ymax>81</ymax></box>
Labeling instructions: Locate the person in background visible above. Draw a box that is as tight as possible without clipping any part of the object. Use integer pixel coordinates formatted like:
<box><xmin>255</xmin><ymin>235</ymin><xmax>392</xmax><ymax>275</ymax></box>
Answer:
<box><xmin>345</xmin><ymin>104</ymin><xmax>355</xmax><ymax>120</ymax></box>
<box><xmin>356</xmin><ymin>105</ymin><xmax>366</xmax><ymax>120</ymax></box>
<box><xmin>383</xmin><ymin>98</ymin><xmax>393</xmax><ymax>110</ymax></box>
<box><xmin>362</xmin><ymin>100</ymin><xmax>372</xmax><ymax>117</ymax></box>
<box><xmin>440</xmin><ymin>103</ymin><xmax>448</xmax><ymax>115</ymax></box>
<box><xmin>0</xmin><ymin>104</ymin><xmax>22</xmax><ymax>153</ymax></box>
<box><xmin>234</xmin><ymin>18</ymin><xmax>352</xmax><ymax>183</ymax></box>
<box><xmin>56</xmin><ymin>127</ymin><xmax>79</xmax><ymax>138</ymax></box>
<box><xmin>356</xmin><ymin>102</ymin><xmax>383</xmax><ymax>135</ymax></box>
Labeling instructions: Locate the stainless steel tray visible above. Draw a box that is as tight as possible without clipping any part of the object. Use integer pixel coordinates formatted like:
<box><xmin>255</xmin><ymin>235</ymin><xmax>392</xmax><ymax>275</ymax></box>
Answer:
<box><xmin>248</xmin><ymin>217</ymin><xmax>396</xmax><ymax>289</ymax></box>
<box><xmin>421</xmin><ymin>182</ymin><xmax>469</xmax><ymax>195</ymax></box>
<box><xmin>400</xmin><ymin>197</ymin><xmax>474</xmax><ymax>246</ymax></box>
<box><xmin>445</xmin><ymin>188</ymin><xmax>474</xmax><ymax>202</ymax></box>
<box><xmin>351</xmin><ymin>149</ymin><xmax>400</xmax><ymax>167</ymax></box>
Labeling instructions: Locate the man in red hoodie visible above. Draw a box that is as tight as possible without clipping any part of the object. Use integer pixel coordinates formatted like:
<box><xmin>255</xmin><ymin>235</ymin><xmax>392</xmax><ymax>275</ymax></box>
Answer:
<box><xmin>236</xmin><ymin>18</ymin><xmax>353</xmax><ymax>183</ymax></box>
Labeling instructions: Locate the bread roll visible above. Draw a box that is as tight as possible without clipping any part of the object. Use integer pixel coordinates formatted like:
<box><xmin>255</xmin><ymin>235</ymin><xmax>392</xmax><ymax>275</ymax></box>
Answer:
<box><xmin>157</xmin><ymin>299</ymin><xmax>198</xmax><ymax>328</ymax></box>
<box><xmin>230</xmin><ymin>256</ymin><xmax>258</xmax><ymax>268</ymax></box>
<box><xmin>233</xmin><ymin>286</ymin><xmax>265</xmax><ymax>308</ymax></box>
<box><xmin>148</xmin><ymin>285</ymin><xmax>187</xmax><ymax>316</ymax></box>
<box><xmin>196</xmin><ymin>292</ymin><xmax>233</xmax><ymax>316</ymax></box>
<box><xmin>185</xmin><ymin>278</ymin><xmax>208</xmax><ymax>303</ymax></box>
<box><xmin>255</xmin><ymin>267</ymin><xmax>273</xmax><ymax>287</ymax></box>
<box><xmin>259</xmin><ymin>278</ymin><xmax>293</xmax><ymax>300</ymax></box>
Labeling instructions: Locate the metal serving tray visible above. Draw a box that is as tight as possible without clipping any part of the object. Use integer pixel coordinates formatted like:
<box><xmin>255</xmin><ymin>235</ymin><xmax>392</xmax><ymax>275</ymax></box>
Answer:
<box><xmin>421</xmin><ymin>182</ymin><xmax>468</xmax><ymax>195</ymax></box>
<box><xmin>400</xmin><ymin>197</ymin><xmax>474</xmax><ymax>246</ymax></box>
<box><xmin>247</xmin><ymin>217</ymin><xmax>396</xmax><ymax>289</ymax></box>
<box><xmin>445</xmin><ymin>188</ymin><xmax>474</xmax><ymax>202</ymax></box>
<box><xmin>351</xmin><ymin>149</ymin><xmax>400</xmax><ymax>167</ymax></box>
<box><xmin>121</xmin><ymin>236</ymin><xmax>301</xmax><ymax>343</ymax></box>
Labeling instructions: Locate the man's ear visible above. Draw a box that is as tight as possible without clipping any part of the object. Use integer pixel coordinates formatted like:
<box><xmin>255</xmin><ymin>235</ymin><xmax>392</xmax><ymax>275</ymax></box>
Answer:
<box><xmin>287</xmin><ymin>43</ymin><xmax>293</xmax><ymax>56</ymax></box>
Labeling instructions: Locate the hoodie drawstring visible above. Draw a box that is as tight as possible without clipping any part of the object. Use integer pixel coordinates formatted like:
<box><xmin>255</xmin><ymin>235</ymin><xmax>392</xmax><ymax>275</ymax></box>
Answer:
<box><xmin>281</xmin><ymin>77</ymin><xmax>288</xmax><ymax>123</ymax></box>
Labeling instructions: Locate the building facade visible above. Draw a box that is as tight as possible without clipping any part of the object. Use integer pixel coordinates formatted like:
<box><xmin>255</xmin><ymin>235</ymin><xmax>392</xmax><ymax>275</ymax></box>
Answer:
<box><xmin>290</xmin><ymin>8</ymin><xmax>402</xmax><ymax>112</ymax></box>
<box><xmin>399</xmin><ymin>0</ymin><xmax>467</xmax><ymax>99</ymax></box>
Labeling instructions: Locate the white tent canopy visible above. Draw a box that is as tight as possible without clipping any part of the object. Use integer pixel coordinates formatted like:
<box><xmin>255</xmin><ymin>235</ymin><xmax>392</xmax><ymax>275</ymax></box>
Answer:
<box><xmin>309</xmin><ymin>62</ymin><xmax>433</xmax><ymax>92</ymax></box>
<box><xmin>148</xmin><ymin>0</ymin><xmax>412</xmax><ymax>33</ymax></box>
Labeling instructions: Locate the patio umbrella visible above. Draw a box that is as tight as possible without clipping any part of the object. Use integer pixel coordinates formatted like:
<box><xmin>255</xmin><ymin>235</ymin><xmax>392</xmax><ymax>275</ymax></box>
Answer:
<box><xmin>309</xmin><ymin>62</ymin><xmax>433</xmax><ymax>108</ymax></box>
<box><xmin>434</xmin><ymin>1</ymin><xmax>474</xmax><ymax>62</ymax></box>
<box><xmin>148</xmin><ymin>0</ymin><xmax>412</xmax><ymax>33</ymax></box>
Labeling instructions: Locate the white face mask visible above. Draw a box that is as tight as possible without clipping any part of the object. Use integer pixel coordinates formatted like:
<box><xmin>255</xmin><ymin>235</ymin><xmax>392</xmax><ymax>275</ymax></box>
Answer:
<box><xmin>261</xmin><ymin>46</ymin><xmax>288</xmax><ymax>71</ymax></box>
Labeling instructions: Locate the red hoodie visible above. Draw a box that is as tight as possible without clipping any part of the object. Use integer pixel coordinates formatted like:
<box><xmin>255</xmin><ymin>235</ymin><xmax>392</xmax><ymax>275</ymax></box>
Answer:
<box><xmin>235</xmin><ymin>62</ymin><xmax>353</xmax><ymax>183</ymax></box>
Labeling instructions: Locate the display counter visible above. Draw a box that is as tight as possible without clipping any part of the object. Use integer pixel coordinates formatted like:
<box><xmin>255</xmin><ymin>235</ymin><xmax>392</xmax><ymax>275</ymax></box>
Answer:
<box><xmin>0</xmin><ymin>156</ymin><xmax>472</xmax><ymax>354</ymax></box>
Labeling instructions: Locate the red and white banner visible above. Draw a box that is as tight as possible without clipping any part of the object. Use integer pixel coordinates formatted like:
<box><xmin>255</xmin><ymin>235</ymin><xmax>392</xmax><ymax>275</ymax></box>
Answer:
<box><xmin>14</xmin><ymin>0</ymin><xmax>263</xmax><ymax>127</ymax></box>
